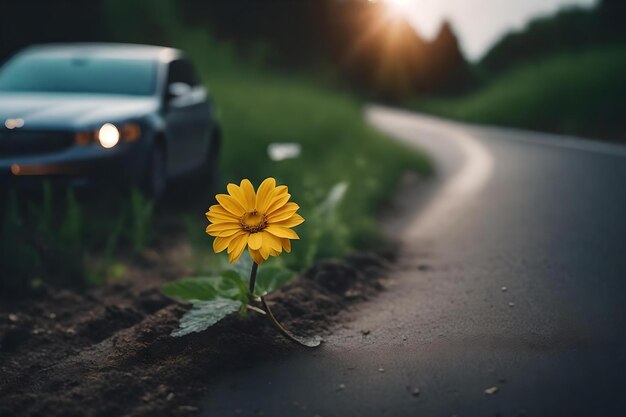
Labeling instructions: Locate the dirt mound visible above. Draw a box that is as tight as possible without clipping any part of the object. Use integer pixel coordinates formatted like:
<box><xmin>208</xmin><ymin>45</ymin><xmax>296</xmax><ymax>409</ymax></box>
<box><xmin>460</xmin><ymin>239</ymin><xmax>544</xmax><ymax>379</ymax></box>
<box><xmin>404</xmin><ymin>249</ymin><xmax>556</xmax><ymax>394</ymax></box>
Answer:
<box><xmin>0</xmin><ymin>251</ymin><xmax>391</xmax><ymax>417</ymax></box>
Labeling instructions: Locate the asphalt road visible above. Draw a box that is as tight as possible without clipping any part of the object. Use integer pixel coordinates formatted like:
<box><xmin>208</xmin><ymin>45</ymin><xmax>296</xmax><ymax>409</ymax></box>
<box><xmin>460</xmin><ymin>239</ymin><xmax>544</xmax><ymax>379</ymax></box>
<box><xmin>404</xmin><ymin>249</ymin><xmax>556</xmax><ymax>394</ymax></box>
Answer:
<box><xmin>201</xmin><ymin>106</ymin><xmax>626</xmax><ymax>417</ymax></box>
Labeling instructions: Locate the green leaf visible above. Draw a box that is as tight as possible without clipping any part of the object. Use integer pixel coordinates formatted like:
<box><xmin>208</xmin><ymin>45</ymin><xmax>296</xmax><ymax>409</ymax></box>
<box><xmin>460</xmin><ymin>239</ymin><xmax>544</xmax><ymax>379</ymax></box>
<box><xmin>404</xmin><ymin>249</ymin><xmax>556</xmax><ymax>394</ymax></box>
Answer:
<box><xmin>221</xmin><ymin>270</ymin><xmax>249</xmax><ymax>302</ymax></box>
<box><xmin>162</xmin><ymin>273</ymin><xmax>249</xmax><ymax>303</ymax></box>
<box><xmin>171</xmin><ymin>299</ymin><xmax>242</xmax><ymax>337</ymax></box>
<box><xmin>162</xmin><ymin>277</ymin><xmax>220</xmax><ymax>301</ymax></box>
<box><xmin>254</xmin><ymin>267</ymin><xmax>296</xmax><ymax>296</ymax></box>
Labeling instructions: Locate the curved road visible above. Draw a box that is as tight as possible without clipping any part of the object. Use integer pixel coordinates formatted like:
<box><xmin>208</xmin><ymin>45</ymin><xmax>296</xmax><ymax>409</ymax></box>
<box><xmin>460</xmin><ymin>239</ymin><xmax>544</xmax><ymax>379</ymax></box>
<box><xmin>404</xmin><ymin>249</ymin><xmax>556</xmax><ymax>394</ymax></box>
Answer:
<box><xmin>201</xmin><ymin>106</ymin><xmax>626</xmax><ymax>416</ymax></box>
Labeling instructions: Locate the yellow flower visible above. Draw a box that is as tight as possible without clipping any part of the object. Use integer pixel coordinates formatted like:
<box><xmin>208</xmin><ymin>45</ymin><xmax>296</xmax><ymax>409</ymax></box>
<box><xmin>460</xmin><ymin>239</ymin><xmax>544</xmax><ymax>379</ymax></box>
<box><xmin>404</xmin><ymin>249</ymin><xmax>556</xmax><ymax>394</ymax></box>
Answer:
<box><xmin>205</xmin><ymin>178</ymin><xmax>304</xmax><ymax>264</ymax></box>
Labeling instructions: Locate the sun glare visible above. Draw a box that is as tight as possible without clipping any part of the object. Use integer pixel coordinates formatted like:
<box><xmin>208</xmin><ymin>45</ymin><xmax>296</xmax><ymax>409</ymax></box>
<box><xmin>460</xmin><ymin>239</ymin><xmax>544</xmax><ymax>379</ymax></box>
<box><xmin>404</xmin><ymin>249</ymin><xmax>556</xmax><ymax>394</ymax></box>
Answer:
<box><xmin>379</xmin><ymin>0</ymin><xmax>415</xmax><ymax>17</ymax></box>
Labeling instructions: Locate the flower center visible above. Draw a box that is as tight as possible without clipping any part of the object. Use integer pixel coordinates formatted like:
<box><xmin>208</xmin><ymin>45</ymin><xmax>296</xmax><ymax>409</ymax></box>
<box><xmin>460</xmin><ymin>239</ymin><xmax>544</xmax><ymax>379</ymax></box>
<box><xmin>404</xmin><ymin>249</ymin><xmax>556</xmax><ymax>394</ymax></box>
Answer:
<box><xmin>240</xmin><ymin>210</ymin><xmax>267</xmax><ymax>233</ymax></box>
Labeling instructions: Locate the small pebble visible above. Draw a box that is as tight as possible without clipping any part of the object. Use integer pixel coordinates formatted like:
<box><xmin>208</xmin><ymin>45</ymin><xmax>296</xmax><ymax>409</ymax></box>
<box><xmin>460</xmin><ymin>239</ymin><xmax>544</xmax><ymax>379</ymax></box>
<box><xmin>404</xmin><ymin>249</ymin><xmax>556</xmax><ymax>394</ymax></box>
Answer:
<box><xmin>65</xmin><ymin>328</ymin><xmax>76</xmax><ymax>336</ymax></box>
<box><xmin>402</xmin><ymin>335</ymin><xmax>407</xmax><ymax>341</ymax></box>
<box><xmin>8</xmin><ymin>313</ymin><xmax>18</xmax><ymax>322</ymax></box>
<box><xmin>411</xmin><ymin>387</ymin><xmax>420</xmax><ymax>397</ymax></box>
<box><xmin>508</xmin><ymin>302</ymin><xmax>515</xmax><ymax>307</ymax></box>
<box><xmin>48</xmin><ymin>313</ymin><xmax>57</xmax><ymax>320</ymax></box>
<box><xmin>361</xmin><ymin>330</ymin><xmax>371</xmax><ymax>336</ymax></box>
<box><xmin>166</xmin><ymin>393</ymin><xmax>174</xmax><ymax>401</ymax></box>
<box><xmin>484</xmin><ymin>386</ymin><xmax>499</xmax><ymax>395</ymax></box>
<box><xmin>337</xmin><ymin>384</ymin><xmax>346</xmax><ymax>391</ymax></box>
<box><xmin>378</xmin><ymin>367</ymin><xmax>385</xmax><ymax>373</ymax></box>
<box><xmin>178</xmin><ymin>405</ymin><xmax>198</xmax><ymax>412</ymax></box>
<box><xmin>344</xmin><ymin>289</ymin><xmax>361</xmax><ymax>299</ymax></box>
<box><xmin>501</xmin><ymin>286</ymin><xmax>507</xmax><ymax>292</ymax></box>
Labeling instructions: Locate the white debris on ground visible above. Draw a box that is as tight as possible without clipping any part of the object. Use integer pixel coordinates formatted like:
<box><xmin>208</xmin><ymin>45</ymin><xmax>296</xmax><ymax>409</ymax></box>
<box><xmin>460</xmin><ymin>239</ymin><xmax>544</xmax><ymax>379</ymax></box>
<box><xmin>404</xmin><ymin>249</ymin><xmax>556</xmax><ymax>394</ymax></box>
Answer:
<box><xmin>267</xmin><ymin>143</ymin><xmax>301</xmax><ymax>161</ymax></box>
<box><xmin>484</xmin><ymin>386</ymin><xmax>499</xmax><ymax>395</ymax></box>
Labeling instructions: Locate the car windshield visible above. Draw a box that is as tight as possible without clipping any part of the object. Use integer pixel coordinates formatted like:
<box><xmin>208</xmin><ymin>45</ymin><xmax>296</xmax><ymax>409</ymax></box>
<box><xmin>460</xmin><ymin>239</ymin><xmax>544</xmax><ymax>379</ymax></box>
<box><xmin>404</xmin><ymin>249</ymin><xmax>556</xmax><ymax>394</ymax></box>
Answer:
<box><xmin>0</xmin><ymin>54</ymin><xmax>157</xmax><ymax>96</ymax></box>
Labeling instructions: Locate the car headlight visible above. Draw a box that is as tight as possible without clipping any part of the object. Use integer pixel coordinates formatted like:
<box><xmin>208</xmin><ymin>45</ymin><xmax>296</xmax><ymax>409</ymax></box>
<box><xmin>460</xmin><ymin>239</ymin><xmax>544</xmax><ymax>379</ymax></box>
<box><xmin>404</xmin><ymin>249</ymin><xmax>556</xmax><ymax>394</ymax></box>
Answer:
<box><xmin>75</xmin><ymin>122</ymin><xmax>142</xmax><ymax>147</ymax></box>
<box><xmin>98</xmin><ymin>123</ymin><xmax>120</xmax><ymax>148</ymax></box>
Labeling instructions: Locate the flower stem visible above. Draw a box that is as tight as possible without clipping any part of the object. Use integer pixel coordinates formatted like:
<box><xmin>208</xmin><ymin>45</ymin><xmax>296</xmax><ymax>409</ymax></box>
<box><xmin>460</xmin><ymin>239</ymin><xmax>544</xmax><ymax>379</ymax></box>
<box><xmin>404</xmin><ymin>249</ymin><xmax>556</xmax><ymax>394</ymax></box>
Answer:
<box><xmin>248</xmin><ymin>263</ymin><xmax>321</xmax><ymax>348</ymax></box>
<box><xmin>261</xmin><ymin>296</ymin><xmax>319</xmax><ymax>347</ymax></box>
<box><xmin>249</xmin><ymin>262</ymin><xmax>259</xmax><ymax>295</ymax></box>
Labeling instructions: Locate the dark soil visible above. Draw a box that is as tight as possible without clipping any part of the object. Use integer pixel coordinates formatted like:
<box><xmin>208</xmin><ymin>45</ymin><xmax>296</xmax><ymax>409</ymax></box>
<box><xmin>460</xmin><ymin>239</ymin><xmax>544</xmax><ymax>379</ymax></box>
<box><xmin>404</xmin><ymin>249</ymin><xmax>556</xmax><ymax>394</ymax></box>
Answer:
<box><xmin>0</xmin><ymin>249</ymin><xmax>391</xmax><ymax>417</ymax></box>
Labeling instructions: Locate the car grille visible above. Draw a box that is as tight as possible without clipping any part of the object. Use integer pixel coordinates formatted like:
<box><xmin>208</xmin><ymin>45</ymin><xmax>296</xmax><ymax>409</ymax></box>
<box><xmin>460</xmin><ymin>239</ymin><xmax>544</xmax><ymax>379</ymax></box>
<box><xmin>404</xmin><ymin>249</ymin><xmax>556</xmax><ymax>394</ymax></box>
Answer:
<box><xmin>0</xmin><ymin>129</ymin><xmax>75</xmax><ymax>157</ymax></box>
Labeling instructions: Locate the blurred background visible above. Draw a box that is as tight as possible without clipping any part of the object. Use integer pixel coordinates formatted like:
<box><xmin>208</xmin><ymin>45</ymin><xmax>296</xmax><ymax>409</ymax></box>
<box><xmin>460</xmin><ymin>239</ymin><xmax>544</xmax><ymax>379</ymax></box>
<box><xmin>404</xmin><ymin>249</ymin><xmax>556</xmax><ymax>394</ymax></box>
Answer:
<box><xmin>1</xmin><ymin>0</ymin><xmax>624</xmax><ymax>298</ymax></box>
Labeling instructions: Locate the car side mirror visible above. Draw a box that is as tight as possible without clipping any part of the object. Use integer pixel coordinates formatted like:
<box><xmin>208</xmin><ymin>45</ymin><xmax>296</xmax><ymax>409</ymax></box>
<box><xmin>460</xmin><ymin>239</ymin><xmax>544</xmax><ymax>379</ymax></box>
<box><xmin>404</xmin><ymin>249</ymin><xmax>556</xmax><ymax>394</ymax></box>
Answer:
<box><xmin>167</xmin><ymin>82</ymin><xmax>192</xmax><ymax>101</ymax></box>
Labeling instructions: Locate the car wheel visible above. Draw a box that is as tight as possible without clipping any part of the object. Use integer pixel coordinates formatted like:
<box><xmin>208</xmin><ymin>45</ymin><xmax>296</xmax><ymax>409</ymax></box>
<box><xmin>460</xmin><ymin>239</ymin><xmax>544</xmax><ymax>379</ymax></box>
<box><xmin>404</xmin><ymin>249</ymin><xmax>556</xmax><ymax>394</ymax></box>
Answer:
<box><xmin>143</xmin><ymin>144</ymin><xmax>167</xmax><ymax>199</ymax></box>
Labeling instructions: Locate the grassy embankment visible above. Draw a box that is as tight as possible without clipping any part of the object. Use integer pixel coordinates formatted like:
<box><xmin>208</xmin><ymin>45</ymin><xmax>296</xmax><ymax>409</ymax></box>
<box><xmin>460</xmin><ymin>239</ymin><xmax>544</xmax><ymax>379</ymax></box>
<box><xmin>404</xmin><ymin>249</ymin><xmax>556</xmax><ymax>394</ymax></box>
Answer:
<box><xmin>411</xmin><ymin>47</ymin><xmax>626</xmax><ymax>141</ymax></box>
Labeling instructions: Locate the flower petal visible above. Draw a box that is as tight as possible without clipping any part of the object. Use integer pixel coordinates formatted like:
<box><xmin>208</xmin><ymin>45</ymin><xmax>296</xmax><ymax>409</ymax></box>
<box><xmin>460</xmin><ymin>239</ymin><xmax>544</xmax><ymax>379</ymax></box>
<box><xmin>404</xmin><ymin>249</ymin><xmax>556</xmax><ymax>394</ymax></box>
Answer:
<box><xmin>274</xmin><ymin>185</ymin><xmax>288</xmax><ymax>195</ymax></box>
<box><xmin>206</xmin><ymin>211</ymin><xmax>239</xmax><ymax>223</ymax></box>
<box><xmin>265</xmin><ymin>225</ymin><xmax>300</xmax><ymax>239</ymax></box>
<box><xmin>207</xmin><ymin>204</ymin><xmax>238</xmax><ymax>218</ymax></box>
<box><xmin>216</xmin><ymin>194</ymin><xmax>246</xmax><ymax>216</ymax></box>
<box><xmin>206</xmin><ymin>222</ymin><xmax>240</xmax><ymax>233</ymax></box>
<box><xmin>205</xmin><ymin>204</ymin><xmax>239</xmax><ymax>221</ymax></box>
<box><xmin>227</xmin><ymin>233</ymin><xmax>248</xmax><ymax>263</ymax></box>
<box><xmin>273</xmin><ymin>213</ymin><xmax>304</xmax><ymax>228</ymax></box>
<box><xmin>216</xmin><ymin>228</ymin><xmax>243</xmax><ymax>237</ymax></box>
<box><xmin>281</xmin><ymin>238</ymin><xmax>291</xmax><ymax>253</ymax></box>
<box><xmin>267</xmin><ymin>202</ymin><xmax>300</xmax><ymax>223</ymax></box>
<box><xmin>213</xmin><ymin>232</ymin><xmax>241</xmax><ymax>253</ymax></box>
<box><xmin>240</xmin><ymin>179</ymin><xmax>257</xmax><ymax>211</ymax></box>
<box><xmin>227</xmin><ymin>183</ymin><xmax>251</xmax><ymax>212</ymax></box>
<box><xmin>255</xmin><ymin>177</ymin><xmax>276</xmax><ymax>213</ymax></box>
<box><xmin>259</xmin><ymin>240</ymin><xmax>270</xmax><ymax>259</ymax></box>
<box><xmin>206</xmin><ymin>225</ymin><xmax>242</xmax><ymax>238</ymax></box>
<box><xmin>248</xmin><ymin>232</ymin><xmax>263</xmax><ymax>250</ymax></box>
<box><xmin>248</xmin><ymin>247</ymin><xmax>265</xmax><ymax>265</ymax></box>
<box><xmin>265</xmin><ymin>193</ymin><xmax>291</xmax><ymax>215</ymax></box>
<box><xmin>262</xmin><ymin>231</ymin><xmax>283</xmax><ymax>252</ymax></box>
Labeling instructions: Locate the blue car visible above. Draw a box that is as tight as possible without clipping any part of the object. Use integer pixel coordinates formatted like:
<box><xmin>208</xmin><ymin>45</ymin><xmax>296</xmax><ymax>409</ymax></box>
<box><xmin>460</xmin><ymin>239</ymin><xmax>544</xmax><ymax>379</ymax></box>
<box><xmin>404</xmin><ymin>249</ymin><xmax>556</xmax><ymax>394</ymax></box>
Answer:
<box><xmin>0</xmin><ymin>43</ymin><xmax>221</xmax><ymax>197</ymax></box>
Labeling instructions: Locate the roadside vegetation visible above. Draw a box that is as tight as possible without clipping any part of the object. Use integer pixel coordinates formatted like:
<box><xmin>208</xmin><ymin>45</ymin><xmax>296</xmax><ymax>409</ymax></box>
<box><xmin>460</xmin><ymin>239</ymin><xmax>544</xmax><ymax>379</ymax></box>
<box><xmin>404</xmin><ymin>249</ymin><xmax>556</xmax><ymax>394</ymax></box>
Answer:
<box><xmin>411</xmin><ymin>47</ymin><xmax>626</xmax><ymax>141</ymax></box>
<box><xmin>410</xmin><ymin>1</ymin><xmax>626</xmax><ymax>142</ymax></box>
<box><xmin>0</xmin><ymin>186</ymin><xmax>156</xmax><ymax>294</ymax></box>
<box><xmin>0</xmin><ymin>21</ymin><xmax>430</xmax><ymax>297</ymax></box>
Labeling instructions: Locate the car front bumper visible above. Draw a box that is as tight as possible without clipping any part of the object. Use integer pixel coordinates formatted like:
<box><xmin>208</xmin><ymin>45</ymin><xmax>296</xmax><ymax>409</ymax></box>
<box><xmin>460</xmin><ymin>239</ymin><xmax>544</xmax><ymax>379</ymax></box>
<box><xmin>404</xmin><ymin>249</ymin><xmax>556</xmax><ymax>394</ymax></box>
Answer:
<box><xmin>0</xmin><ymin>141</ymin><xmax>149</xmax><ymax>188</ymax></box>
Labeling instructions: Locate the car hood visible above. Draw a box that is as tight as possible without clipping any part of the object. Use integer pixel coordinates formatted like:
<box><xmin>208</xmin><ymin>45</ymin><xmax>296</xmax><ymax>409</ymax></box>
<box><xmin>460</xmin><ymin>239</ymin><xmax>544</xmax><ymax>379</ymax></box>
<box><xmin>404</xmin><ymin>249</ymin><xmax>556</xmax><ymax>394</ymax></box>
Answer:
<box><xmin>0</xmin><ymin>93</ymin><xmax>159</xmax><ymax>130</ymax></box>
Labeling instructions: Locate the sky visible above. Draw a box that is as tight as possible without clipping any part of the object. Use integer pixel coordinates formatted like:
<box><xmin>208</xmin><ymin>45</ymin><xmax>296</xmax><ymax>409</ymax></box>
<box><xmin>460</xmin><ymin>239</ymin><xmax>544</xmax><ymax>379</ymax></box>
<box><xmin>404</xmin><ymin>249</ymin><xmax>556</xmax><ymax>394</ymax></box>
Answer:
<box><xmin>391</xmin><ymin>0</ymin><xmax>598</xmax><ymax>60</ymax></box>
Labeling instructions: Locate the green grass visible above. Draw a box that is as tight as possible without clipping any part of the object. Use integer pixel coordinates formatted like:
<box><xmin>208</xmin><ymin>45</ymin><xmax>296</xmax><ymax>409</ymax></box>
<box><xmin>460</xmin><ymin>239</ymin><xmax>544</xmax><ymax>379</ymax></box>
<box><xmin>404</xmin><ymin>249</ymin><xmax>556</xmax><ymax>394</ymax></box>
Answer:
<box><xmin>411</xmin><ymin>47</ymin><xmax>626</xmax><ymax>141</ymax></box>
<box><xmin>0</xmin><ymin>186</ymin><xmax>158</xmax><ymax>295</ymax></box>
